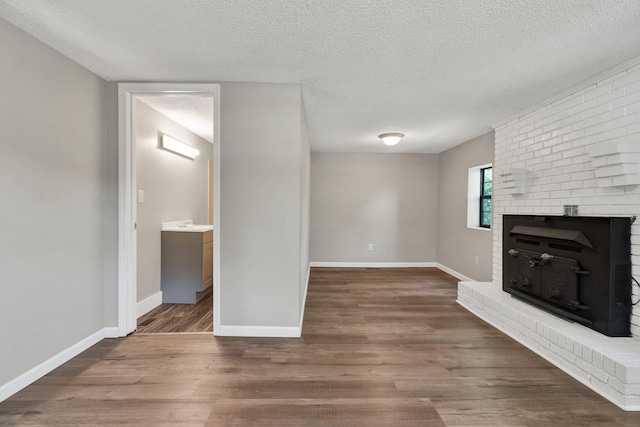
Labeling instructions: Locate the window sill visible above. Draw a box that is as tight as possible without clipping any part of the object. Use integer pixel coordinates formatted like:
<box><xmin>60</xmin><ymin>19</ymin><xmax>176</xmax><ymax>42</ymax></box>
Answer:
<box><xmin>467</xmin><ymin>226</ymin><xmax>492</xmax><ymax>232</ymax></box>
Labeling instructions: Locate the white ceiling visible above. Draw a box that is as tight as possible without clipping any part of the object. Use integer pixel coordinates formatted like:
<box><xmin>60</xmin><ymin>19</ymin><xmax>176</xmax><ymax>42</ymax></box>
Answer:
<box><xmin>2</xmin><ymin>0</ymin><xmax>640</xmax><ymax>153</ymax></box>
<box><xmin>137</xmin><ymin>94</ymin><xmax>214</xmax><ymax>143</ymax></box>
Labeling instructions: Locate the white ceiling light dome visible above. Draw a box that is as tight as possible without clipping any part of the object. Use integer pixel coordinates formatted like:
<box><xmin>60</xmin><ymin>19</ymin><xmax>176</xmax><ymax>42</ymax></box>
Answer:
<box><xmin>379</xmin><ymin>133</ymin><xmax>404</xmax><ymax>146</ymax></box>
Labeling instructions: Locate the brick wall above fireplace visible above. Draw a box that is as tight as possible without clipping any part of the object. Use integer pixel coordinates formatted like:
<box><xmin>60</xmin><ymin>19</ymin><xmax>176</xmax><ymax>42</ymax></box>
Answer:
<box><xmin>492</xmin><ymin>57</ymin><xmax>640</xmax><ymax>338</ymax></box>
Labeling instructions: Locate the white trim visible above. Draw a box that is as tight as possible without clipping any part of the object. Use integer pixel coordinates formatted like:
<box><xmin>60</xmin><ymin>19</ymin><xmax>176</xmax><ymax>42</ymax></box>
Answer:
<box><xmin>493</xmin><ymin>55</ymin><xmax>640</xmax><ymax>128</ymax></box>
<box><xmin>117</xmin><ymin>85</ymin><xmax>136</xmax><ymax>336</ymax></box>
<box><xmin>309</xmin><ymin>262</ymin><xmax>438</xmax><ymax>268</ymax></box>
<box><xmin>0</xmin><ymin>329</ymin><xmax>107</xmax><ymax>403</ymax></box>
<box><xmin>308</xmin><ymin>262</ymin><xmax>476</xmax><ymax>282</ymax></box>
<box><xmin>137</xmin><ymin>292</ymin><xmax>163</xmax><ymax>319</ymax></box>
<box><xmin>299</xmin><ymin>264</ymin><xmax>311</xmax><ymax>331</ymax></box>
<box><xmin>467</xmin><ymin>163</ymin><xmax>492</xmax><ymax>229</ymax></box>
<box><xmin>118</xmin><ymin>83</ymin><xmax>221</xmax><ymax>337</ymax></box>
<box><xmin>218</xmin><ymin>325</ymin><xmax>301</xmax><ymax>338</ymax></box>
<box><xmin>435</xmin><ymin>263</ymin><xmax>476</xmax><ymax>282</ymax></box>
<box><xmin>467</xmin><ymin>226</ymin><xmax>492</xmax><ymax>232</ymax></box>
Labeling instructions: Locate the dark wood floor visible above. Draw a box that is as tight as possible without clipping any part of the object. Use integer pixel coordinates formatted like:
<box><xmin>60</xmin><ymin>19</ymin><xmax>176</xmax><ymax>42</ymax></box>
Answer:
<box><xmin>2</xmin><ymin>267</ymin><xmax>640</xmax><ymax>426</ymax></box>
<box><xmin>136</xmin><ymin>288</ymin><xmax>213</xmax><ymax>333</ymax></box>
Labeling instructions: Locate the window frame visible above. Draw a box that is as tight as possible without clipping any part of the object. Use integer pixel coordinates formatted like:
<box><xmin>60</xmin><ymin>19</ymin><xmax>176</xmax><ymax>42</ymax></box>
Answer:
<box><xmin>479</xmin><ymin>166</ymin><xmax>492</xmax><ymax>229</ymax></box>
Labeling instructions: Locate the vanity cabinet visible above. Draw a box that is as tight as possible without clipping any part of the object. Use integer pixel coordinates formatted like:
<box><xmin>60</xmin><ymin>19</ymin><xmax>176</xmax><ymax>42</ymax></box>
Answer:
<box><xmin>161</xmin><ymin>229</ymin><xmax>213</xmax><ymax>304</ymax></box>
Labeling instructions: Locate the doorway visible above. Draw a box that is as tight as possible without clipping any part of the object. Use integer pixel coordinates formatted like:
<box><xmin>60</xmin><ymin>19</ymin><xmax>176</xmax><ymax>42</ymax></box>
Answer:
<box><xmin>117</xmin><ymin>83</ymin><xmax>221</xmax><ymax>337</ymax></box>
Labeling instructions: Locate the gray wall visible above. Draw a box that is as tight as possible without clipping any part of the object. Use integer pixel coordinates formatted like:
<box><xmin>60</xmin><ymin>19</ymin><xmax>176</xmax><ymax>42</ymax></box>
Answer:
<box><xmin>437</xmin><ymin>131</ymin><xmax>494</xmax><ymax>281</ymax></box>
<box><xmin>0</xmin><ymin>18</ymin><xmax>107</xmax><ymax>385</ymax></box>
<box><xmin>219</xmin><ymin>83</ymin><xmax>307</xmax><ymax>328</ymax></box>
<box><xmin>310</xmin><ymin>153</ymin><xmax>439</xmax><ymax>263</ymax></box>
<box><xmin>135</xmin><ymin>99</ymin><xmax>213</xmax><ymax>303</ymax></box>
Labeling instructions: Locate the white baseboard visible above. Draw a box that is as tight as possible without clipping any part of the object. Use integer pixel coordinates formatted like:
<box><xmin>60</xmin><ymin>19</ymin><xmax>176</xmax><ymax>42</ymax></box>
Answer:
<box><xmin>218</xmin><ymin>325</ymin><xmax>301</xmax><ymax>338</ymax></box>
<box><xmin>310</xmin><ymin>262</ymin><xmax>437</xmax><ymax>268</ymax></box>
<box><xmin>0</xmin><ymin>328</ymin><xmax>110</xmax><ymax>403</ymax></box>
<box><xmin>137</xmin><ymin>291</ymin><xmax>163</xmax><ymax>319</ymax></box>
<box><xmin>307</xmin><ymin>261</ymin><xmax>476</xmax><ymax>283</ymax></box>
<box><xmin>435</xmin><ymin>263</ymin><xmax>476</xmax><ymax>282</ymax></box>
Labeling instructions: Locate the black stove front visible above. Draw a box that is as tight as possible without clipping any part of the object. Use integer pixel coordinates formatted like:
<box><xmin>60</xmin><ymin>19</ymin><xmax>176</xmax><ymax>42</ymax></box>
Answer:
<box><xmin>503</xmin><ymin>215</ymin><xmax>632</xmax><ymax>337</ymax></box>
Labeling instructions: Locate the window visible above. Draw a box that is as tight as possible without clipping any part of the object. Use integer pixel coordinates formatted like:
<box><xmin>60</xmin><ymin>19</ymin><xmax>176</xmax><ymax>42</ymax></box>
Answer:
<box><xmin>479</xmin><ymin>167</ymin><xmax>492</xmax><ymax>228</ymax></box>
<box><xmin>467</xmin><ymin>163</ymin><xmax>492</xmax><ymax>230</ymax></box>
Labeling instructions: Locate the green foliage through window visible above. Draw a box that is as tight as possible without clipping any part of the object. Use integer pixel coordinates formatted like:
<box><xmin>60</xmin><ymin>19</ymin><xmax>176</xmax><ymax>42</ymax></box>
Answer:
<box><xmin>480</xmin><ymin>167</ymin><xmax>492</xmax><ymax>228</ymax></box>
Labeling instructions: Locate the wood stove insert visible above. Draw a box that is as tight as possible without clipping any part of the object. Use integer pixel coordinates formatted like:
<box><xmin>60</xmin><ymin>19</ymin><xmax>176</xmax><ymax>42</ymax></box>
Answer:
<box><xmin>502</xmin><ymin>215</ymin><xmax>632</xmax><ymax>337</ymax></box>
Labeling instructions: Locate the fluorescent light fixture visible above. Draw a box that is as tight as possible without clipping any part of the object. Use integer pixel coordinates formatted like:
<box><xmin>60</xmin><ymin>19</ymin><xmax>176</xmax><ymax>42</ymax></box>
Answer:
<box><xmin>378</xmin><ymin>132</ymin><xmax>404</xmax><ymax>146</ymax></box>
<box><xmin>161</xmin><ymin>134</ymin><xmax>200</xmax><ymax>159</ymax></box>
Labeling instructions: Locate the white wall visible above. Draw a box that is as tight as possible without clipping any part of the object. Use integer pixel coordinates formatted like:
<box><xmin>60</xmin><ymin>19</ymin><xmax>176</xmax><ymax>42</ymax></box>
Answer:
<box><xmin>310</xmin><ymin>153</ymin><xmax>439</xmax><ymax>263</ymax></box>
<box><xmin>0</xmin><ymin>18</ymin><xmax>108</xmax><ymax>385</ymax></box>
<box><xmin>219</xmin><ymin>83</ymin><xmax>308</xmax><ymax>330</ymax></box>
<box><xmin>437</xmin><ymin>132</ymin><xmax>494</xmax><ymax>281</ymax></box>
<box><xmin>135</xmin><ymin>99</ymin><xmax>213</xmax><ymax>303</ymax></box>
<box><xmin>493</xmin><ymin>60</ymin><xmax>640</xmax><ymax>338</ymax></box>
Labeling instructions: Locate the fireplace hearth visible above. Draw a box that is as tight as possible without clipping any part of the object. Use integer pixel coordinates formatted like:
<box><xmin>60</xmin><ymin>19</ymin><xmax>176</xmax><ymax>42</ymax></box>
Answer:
<box><xmin>503</xmin><ymin>215</ymin><xmax>632</xmax><ymax>337</ymax></box>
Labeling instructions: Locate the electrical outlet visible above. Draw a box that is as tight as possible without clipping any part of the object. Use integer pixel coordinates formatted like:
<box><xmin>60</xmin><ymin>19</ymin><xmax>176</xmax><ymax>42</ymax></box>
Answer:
<box><xmin>138</xmin><ymin>189</ymin><xmax>144</xmax><ymax>203</ymax></box>
<box><xmin>368</xmin><ymin>243</ymin><xmax>373</xmax><ymax>251</ymax></box>
<box><xmin>474</xmin><ymin>256</ymin><xmax>479</xmax><ymax>266</ymax></box>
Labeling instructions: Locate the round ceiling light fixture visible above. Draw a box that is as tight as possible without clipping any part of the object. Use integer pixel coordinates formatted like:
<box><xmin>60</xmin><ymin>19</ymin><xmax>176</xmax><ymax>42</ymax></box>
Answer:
<box><xmin>378</xmin><ymin>132</ymin><xmax>404</xmax><ymax>146</ymax></box>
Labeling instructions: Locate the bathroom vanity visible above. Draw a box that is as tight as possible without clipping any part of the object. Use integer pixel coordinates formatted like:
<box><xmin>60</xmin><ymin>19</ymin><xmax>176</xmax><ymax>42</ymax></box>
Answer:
<box><xmin>161</xmin><ymin>221</ymin><xmax>213</xmax><ymax>304</ymax></box>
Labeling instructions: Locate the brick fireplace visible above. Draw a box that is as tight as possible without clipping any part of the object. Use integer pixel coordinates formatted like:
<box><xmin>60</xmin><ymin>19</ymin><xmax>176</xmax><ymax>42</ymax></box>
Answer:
<box><xmin>458</xmin><ymin>57</ymin><xmax>640</xmax><ymax>410</ymax></box>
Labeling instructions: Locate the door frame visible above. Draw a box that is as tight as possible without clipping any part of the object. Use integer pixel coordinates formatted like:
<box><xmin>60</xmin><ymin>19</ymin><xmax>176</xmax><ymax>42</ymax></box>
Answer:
<box><xmin>117</xmin><ymin>82</ymin><xmax>221</xmax><ymax>336</ymax></box>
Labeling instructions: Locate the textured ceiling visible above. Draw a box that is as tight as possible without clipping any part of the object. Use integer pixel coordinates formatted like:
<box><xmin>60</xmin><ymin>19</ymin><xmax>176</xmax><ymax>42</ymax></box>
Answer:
<box><xmin>137</xmin><ymin>94</ymin><xmax>214</xmax><ymax>143</ymax></box>
<box><xmin>2</xmin><ymin>0</ymin><xmax>640</xmax><ymax>153</ymax></box>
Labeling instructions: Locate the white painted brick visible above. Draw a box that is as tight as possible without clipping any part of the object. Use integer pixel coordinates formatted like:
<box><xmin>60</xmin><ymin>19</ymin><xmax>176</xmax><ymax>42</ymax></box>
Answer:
<box><xmin>596</xmin><ymin>107</ymin><xmax>626</xmax><ymax>124</ymax></box>
<box><xmin>594</xmin><ymin>163</ymin><xmax>640</xmax><ymax>178</ymax></box>
<box><xmin>582</xmin><ymin>103</ymin><xmax>611</xmax><ymax>120</ymax></box>
<box><xmin>585</xmin><ymin>121</ymin><xmax>611</xmax><ymax>136</ymax></box>
<box><xmin>604</xmin><ymin>355</ymin><xmax>616</xmax><ymax>375</ymax></box>
<box><xmin>572</xmin><ymin>98</ymin><xmax>598</xmax><ymax>114</ymax></box>
<box><xmin>550</xmin><ymin>342</ymin><xmax>577</xmax><ymax>363</ymax></box>
<box><xmin>627</xmin><ymin>122</ymin><xmax>640</xmax><ymax>135</ymax></box>
<box><xmin>542</xmin><ymin>104</ymin><xmax>563</xmax><ymax>119</ymax></box>
<box><xmin>551</xmin><ymin>126</ymin><xmax>573</xmax><ymax>138</ymax></box>
<box><xmin>611</xmin><ymin>68</ymin><xmax>640</xmax><ymax>90</ymax></box>
<box><xmin>584</xmin><ymin>84</ymin><xmax>612</xmax><ymax>102</ymax></box>
<box><xmin>595</xmin><ymin>87</ymin><xmax>626</xmax><ymax>105</ymax></box>
<box><xmin>593</xmin><ymin>350</ymin><xmax>604</xmax><ymax>370</ymax></box>
<box><xmin>612</xmin><ymin>90</ymin><xmax>640</xmax><ymax>110</ymax></box>
<box><xmin>576</xmin><ymin>358</ymin><xmax>607</xmax><ymax>382</ymax></box>
<box><xmin>611</xmin><ymin>111</ymin><xmax>640</xmax><ymax>130</ymax></box>
<box><xmin>561</xmin><ymin>181</ymin><xmax>583</xmax><ymax>191</ymax></box>
<box><xmin>561</xmin><ymin>94</ymin><xmax>585</xmax><ymax>110</ymax></box>
<box><xmin>561</xmin><ymin>129</ymin><xmax>585</xmax><ymax>143</ymax></box>
<box><xmin>563</xmin><ymin>111</ymin><xmax>586</xmax><ymax>127</ymax></box>
<box><xmin>597</xmin><ymin>71</ymin><xmax>628</xmax><ymax>87</ymax></box>
<box><xmin>571</xmin><ymin>171</ymin><xmax>595</xmax><ymax>181</ymax></box>
<box><xmin>598</xmin><ymin>125</ymin><xmax>627</xmax><ymax>142</ymax></box>
<box><xmin>626</xmin><ymin>99</ymin><xmax>640</xmax><ymax>115</ymax></box>
<box><xmin>562</xmin><ymin>148</ymin><xmax>585</xmax><ymax>159</ymax></box>
<box><xmin>627</xmin><ymin>80</ymin><xmax>640</xmax><ymax>95</ymax></box>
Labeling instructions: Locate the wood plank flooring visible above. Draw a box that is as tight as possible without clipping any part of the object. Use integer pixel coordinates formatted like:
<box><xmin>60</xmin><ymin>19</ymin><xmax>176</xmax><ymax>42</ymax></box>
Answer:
<box><xmin>2</xmin><ymin>267</ymin><xmax>640</xmax><ymax>426</ymax></box>
<box><xmin>136</xmin><ymin>288</ymin><xmax>213</xmax><ymax>333</ymax></box>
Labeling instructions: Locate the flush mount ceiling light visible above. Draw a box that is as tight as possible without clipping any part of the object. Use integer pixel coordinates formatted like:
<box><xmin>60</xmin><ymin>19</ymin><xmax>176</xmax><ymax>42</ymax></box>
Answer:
<box><xmin>161</xmin><ymin>134</ymin><xmax>200</xmax><ymax>159</ymax></box>
<box><xmin>378</xmin><ymin>132</ymin><xmax>404</xmax><ymax>146</ymax></box>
